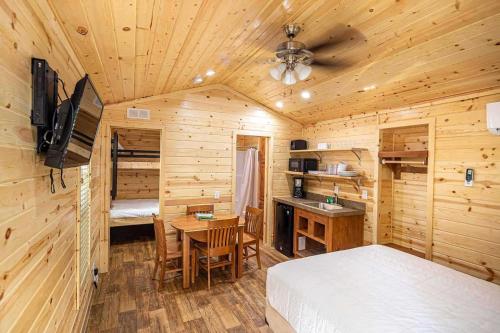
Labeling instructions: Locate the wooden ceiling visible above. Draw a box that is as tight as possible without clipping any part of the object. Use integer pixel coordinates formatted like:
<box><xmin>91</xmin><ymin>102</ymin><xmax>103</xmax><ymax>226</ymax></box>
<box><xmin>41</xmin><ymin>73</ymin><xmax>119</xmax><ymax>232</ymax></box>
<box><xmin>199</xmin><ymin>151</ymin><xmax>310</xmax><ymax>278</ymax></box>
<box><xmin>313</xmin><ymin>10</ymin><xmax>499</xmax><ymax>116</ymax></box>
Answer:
<box><xmin>49</xmin><ymin>0</ymin><xmax>500</xmax><ymax>124</ymax></box>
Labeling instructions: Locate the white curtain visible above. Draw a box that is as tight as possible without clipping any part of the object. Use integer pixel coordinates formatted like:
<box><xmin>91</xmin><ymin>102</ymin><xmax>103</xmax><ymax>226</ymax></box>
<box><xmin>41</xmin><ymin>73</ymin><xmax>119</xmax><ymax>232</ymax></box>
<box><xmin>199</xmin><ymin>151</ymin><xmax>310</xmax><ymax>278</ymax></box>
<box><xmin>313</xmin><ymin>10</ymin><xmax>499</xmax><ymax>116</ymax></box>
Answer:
<box><xmin>235</xmin><ymin>148</ymin><xmax>259</xmax><ymax>216</ymax></box>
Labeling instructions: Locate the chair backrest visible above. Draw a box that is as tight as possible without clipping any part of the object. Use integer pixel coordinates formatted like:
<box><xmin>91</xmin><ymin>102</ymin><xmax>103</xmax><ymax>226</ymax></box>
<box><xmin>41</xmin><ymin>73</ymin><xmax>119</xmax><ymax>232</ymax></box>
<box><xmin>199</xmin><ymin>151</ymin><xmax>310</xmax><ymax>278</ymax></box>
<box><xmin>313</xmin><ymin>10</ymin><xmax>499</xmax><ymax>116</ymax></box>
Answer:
<box><xmin>244</xmin><ymin>206</ymin><xmax>264</xmax><ymax>239</ymax></box>
<box><xmin>152</xmin><ymin>214</ymin><xmax>167</xmax><ymax>259</ymax></box>
<box><xmin>206</xmin><ymin>217</ymin><xmax>239</xmax><ymax>257</ymax></box>
<box><xmin>186</xmin><ymin>204</ymin><xmax>214</xmax><ymax>215</ymax></box>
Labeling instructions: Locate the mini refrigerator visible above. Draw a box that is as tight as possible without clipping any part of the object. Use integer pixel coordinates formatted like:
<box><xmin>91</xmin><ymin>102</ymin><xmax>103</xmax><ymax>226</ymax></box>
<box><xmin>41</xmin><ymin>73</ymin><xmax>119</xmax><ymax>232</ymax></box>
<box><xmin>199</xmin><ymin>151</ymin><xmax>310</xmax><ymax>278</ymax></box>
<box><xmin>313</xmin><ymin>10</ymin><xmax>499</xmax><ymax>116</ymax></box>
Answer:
<box><xmin>275</xmin><ymin>203</ymin><xmax>294</xmax><ymax>257</ymax></box>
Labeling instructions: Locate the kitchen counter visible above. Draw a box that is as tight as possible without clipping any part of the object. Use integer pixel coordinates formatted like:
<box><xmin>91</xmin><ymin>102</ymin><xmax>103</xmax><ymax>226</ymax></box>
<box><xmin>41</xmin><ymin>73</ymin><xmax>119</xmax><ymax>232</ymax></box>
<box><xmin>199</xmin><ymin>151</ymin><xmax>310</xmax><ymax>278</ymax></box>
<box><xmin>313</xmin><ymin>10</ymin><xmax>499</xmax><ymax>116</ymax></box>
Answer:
<box><xmin>273</xmin><ymin>196</ymin><xmax>365</xmax><ymax>218</ymax></box>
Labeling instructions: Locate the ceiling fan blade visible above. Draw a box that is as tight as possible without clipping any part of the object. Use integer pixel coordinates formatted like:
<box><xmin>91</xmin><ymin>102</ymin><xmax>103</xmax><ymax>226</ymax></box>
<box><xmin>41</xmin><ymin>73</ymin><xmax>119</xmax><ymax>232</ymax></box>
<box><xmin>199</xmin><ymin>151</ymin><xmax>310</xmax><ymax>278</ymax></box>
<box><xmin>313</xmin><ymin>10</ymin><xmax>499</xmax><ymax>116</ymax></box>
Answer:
<box><xmin>307</xmin><ymin>24</ymin><xmax>365</xmax><ymax>55</ymax></box>
<box><xmin>312</xmin><ymin>58</ymin><xmax>352</xmax><ymax>69</ymax></box>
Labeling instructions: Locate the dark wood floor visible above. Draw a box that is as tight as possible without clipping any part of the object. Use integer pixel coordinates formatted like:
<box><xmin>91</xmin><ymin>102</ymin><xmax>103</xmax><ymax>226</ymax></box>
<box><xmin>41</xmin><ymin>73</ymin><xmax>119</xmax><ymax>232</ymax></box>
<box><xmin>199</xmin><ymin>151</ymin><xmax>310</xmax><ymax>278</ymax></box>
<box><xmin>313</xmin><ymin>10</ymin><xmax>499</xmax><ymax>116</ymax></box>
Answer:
<box><xmin>87</xmin><ymin>238</ymin><xmax>287</xmax><ymax>332</ymax></box>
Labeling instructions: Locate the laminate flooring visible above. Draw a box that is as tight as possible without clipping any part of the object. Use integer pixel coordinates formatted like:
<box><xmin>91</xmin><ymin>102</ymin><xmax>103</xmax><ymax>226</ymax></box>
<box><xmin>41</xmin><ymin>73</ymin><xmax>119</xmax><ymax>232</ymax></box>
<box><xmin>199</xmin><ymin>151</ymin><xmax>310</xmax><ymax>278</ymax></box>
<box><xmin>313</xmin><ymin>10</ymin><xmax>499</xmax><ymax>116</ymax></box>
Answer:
<box><xmin>87</xmin><ymin>238</ymin><xmax>287</xmax><ymax>332</ymax></box>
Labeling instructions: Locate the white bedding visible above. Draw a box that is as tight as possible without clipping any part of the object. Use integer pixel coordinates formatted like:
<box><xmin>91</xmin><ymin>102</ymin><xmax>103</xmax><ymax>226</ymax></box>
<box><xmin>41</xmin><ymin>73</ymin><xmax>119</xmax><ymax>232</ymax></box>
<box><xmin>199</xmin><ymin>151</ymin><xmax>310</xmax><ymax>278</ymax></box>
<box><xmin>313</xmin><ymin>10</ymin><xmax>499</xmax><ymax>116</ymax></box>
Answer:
<box><xmin>110</xmin><ymin>199</ymin><xmax>159</xmax><ymax>219</ymax></box>
<box><xmin>266</xmin><ymin>245</ymin><xmax>500</xmax><ymax>333</ymax></box>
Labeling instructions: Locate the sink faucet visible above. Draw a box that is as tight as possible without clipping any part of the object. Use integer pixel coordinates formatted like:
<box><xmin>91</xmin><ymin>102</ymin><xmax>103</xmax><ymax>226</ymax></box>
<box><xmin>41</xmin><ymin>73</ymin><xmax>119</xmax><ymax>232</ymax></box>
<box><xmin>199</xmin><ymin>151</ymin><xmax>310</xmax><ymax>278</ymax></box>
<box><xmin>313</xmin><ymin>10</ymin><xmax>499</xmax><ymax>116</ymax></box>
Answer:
<box><xmin>332</xmin><ymin>193</ymin><xmax>339</xmax><ymax>205</ymax></box>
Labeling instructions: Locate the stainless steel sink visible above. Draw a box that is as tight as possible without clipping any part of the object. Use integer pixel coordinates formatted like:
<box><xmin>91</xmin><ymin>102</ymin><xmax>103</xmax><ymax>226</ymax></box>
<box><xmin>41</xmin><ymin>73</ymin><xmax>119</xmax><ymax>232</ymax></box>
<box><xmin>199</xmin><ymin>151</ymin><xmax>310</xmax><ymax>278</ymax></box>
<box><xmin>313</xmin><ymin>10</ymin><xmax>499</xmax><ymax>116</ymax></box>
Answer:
<box><xmin>303</xmin><ymin>202</ymin><xmax>343</xmax><ymax>211</ymax></box>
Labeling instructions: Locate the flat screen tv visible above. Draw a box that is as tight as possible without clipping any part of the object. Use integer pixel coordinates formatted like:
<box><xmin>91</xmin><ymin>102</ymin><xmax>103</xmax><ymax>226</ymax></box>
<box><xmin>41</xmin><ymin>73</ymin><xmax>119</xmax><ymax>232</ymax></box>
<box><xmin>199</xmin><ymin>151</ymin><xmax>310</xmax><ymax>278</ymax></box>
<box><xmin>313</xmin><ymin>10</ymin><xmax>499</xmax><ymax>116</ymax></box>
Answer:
<box><xmin>45</xmin><ymin>75</ymin><xmax>103</xmax><ymax>169</ymax></box>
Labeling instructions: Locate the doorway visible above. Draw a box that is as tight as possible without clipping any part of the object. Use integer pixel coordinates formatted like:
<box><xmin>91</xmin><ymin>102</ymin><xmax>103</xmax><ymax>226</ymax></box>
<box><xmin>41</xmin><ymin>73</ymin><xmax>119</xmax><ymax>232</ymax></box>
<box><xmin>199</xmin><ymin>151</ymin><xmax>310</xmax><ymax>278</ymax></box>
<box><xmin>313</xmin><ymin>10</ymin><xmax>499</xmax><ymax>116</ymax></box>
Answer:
<box><xmin>376</xmin><ymin>119</ymin><xmax>435</xmax><ymax>259</ymax></box>
<box><xmin>232</xmin><ymin>132</ymin><xmax>272</xmax><ymax>243</ymax></box>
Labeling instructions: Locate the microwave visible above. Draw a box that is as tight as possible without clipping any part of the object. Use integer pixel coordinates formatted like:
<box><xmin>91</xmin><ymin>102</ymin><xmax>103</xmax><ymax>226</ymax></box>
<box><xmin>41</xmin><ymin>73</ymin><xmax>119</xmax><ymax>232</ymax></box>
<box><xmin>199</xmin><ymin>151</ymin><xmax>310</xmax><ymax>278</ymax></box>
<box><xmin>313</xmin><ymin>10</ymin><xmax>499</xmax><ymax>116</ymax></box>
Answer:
<box><xmin>289</xmin><ymin>158</ymin><xmax>318</xmax><ymax>173</ymax></box>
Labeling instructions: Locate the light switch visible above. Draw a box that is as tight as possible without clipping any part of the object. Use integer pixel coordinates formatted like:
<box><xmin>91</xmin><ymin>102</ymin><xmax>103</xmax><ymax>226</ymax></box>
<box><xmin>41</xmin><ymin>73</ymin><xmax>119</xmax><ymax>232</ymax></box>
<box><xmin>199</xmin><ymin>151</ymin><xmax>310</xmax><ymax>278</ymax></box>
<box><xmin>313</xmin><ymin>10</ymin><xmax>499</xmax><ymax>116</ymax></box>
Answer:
<box><xmin>334</xmin><ymin>185</ymin><xmax>340</xmax><ymax>194</ymax></box>
<box><xmin>214</xmin><ymin>190</ymin><xmax>221</xmax><ymax>199</ymax></box>
<box><xmin>464</xmin><ymin>168</ymin><xmax>474</xmax><ymax>187</ymax></box>
<box><xmin>361</xmin><ymin>190</ymin><xmax>368</xmax><ymax>200</ymax></box>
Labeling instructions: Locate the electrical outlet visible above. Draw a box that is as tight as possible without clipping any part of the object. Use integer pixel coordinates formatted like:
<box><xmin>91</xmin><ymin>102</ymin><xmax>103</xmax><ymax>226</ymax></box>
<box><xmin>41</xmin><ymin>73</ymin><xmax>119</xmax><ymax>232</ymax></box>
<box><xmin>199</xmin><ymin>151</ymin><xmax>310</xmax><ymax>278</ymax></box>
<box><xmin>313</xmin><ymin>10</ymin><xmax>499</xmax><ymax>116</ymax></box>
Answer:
<box><xmin>361</xmin><ymin>190</ymin><xmax>368</xmax><ymax>200</ymax></box>
<box><xmin>334</xmin><ymin>185</ymin><xmax>340</xmax><ymax>194</ymax></box>
<box><xmin>214</xmin><ymin>191</ymin><xmax>221</xmax><ymax>199</ymax></box>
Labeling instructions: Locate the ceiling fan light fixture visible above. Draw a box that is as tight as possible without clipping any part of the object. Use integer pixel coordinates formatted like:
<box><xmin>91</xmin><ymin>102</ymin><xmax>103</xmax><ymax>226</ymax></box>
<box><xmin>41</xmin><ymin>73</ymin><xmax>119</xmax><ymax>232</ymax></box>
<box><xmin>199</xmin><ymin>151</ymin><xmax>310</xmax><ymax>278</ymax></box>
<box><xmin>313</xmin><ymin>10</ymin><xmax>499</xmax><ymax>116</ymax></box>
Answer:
<box><xmin>275</xmin><ymin>100</ymin><xmax>284</xmax><ymax>108</ymax></box>
<box><xmin>295</xmin><ymin>63</ymin><xmax>312</xmax><ymax>80</ymax></box>
<box><xmin>282</xmin><ymin>70</ymin><xmax>297</xmax><ymax>85</ymax></box>
<box><xmin>269</xmin><ymin>63</ymin><xmax>286</xmax><ymax>80</ymax></box>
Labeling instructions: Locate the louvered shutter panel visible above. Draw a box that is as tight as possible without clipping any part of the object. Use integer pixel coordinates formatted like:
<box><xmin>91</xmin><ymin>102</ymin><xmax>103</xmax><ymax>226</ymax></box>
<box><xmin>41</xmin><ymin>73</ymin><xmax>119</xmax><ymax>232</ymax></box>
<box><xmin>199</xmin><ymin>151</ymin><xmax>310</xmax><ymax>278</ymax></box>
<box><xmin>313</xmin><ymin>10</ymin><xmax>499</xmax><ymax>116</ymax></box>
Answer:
<box><xmin>79</xmin><ymin>165</ymin><xmax>91</xmax><ymax>286</ymax></box>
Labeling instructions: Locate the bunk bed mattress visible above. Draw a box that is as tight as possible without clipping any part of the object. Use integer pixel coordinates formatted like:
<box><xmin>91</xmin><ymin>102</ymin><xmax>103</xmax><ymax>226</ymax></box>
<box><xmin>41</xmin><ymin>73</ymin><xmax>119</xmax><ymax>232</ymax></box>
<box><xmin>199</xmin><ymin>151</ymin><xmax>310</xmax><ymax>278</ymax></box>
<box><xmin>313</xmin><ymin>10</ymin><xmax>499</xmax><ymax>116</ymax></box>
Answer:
<box><xmin>110</xmin><ymin>199</ymin><xmax>159</xmax><ymax>219</ymax></box>
<box><xmin>266</xmin><ymin>245</ymin><xmax>500</xmax><ymax>333</ymax></box>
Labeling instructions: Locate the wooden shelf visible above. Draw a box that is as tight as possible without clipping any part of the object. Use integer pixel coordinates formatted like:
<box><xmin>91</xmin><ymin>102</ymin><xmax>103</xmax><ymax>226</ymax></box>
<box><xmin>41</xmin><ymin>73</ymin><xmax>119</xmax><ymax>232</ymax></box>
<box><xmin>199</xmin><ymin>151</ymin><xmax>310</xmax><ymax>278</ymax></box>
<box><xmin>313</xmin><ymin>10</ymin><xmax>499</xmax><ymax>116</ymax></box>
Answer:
<box><xmin>285</xmin><ymin>170</ymin><xmax>360</xmax><ymax>180</ymax></box>
<box><xmin>296</xmin><ymin>247</ymin><xmax>326</xmax><ymax>258</ymax></box>
<box><xmin>284</xmin><ymin>170</ymin><xmax>362</xmax><ymax>191</ymax></box>
<box><xmin>290</xmin><ymin>147</ymin><xmax>367</xmax><ymax>162</ymax></box>
<box><xmin>296</xmin><ymin>229</ymin><xmax>326</xmax><ymax>245</ymax></box>
<box><xmin>290</xmin><ymin>148</ymin><xmax>366</xmax><ymax>154</ymax></box>
<box><xmin>117</xmin><ymin>161</ymin><xmax>160</xmax><ymax>170</ymax></box>
<box><xmin>378</xmin><ymin>150</ymin><xmax>428</xmax><ymax>159</ymax></box>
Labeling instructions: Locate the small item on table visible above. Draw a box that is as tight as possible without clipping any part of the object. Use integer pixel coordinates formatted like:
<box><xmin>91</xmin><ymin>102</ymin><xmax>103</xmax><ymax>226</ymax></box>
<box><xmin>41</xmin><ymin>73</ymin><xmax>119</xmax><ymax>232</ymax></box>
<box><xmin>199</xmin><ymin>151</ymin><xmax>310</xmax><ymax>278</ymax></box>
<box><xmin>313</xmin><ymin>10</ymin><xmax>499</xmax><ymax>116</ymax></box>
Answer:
<box><xmin>195</xmin><ymin>212</ymin><xmax>214</xmax><ymax>220</ymax></box>
<box><xmin>317</xmin><ymin>142</ymin><xmax>331</xmax><ymax>150</ymax></box>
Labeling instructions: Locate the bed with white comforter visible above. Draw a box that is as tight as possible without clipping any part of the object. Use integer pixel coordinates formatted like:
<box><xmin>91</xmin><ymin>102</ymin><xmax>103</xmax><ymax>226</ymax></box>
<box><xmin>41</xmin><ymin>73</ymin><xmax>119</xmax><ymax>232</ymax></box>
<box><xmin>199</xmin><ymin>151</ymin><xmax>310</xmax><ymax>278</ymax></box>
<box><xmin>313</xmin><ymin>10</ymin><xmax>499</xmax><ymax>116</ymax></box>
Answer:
<box><xmin>266</xmin><ymin>245</ymin><xmax>500</xmax><ymax>333</ymax></box>
<box><xmin>110</xmin><ymin>199</ymin><xmax>159</xmax><ymax>227</ymax></box>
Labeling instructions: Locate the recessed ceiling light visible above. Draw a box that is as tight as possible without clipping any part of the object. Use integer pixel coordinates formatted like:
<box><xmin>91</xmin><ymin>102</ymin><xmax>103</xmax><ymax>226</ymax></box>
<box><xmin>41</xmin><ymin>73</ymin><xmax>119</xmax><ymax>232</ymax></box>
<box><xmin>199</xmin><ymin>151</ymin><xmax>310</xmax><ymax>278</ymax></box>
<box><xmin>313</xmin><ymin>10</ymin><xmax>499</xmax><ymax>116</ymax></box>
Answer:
<box><xmin>275</xmin><ymin>101</ymin><xmax>284</xmax><ymax>108</ymax></box>
<box><xmin>363</xmin><ymin>84</ymin><xmax>376</xmax><ymax>91</ymax></box>
<box><xmin>206</xmin><ymin>69</ymin><xmax>215</xmax><ymax>77</ymax></box>
<box><xmin>193</xmin><ymin>75</ymin><xmax>203</xmax><ymax>84</ymax></box>
<box><xmin>300</xmin><ymin>90</ymin><xmax>311</xmax><ymax>100</ymax></box>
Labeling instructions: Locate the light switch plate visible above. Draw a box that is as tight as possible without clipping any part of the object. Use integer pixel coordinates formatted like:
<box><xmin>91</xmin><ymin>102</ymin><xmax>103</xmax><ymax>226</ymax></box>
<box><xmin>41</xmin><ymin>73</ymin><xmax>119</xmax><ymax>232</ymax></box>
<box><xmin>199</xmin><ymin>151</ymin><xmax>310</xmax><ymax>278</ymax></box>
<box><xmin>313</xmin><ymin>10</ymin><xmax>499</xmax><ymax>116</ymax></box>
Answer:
<box><xmin>214</xmin><ymin>190</ymin><xmax>221</xmax><ymax>199</ymax></box>
<box><xmin>361</xmin><ymin>190</ymin><xmax>368</xmax><ymax>200</ymax></box>
<box><xmin>464</xmin><ymin>168</ymin><xmax>474</xmax><ymax>187</ymax></box>
<box><xmin>334</xmin><ymin>185</ymin><xmax>340</xmax><ymax>194</ymax></box>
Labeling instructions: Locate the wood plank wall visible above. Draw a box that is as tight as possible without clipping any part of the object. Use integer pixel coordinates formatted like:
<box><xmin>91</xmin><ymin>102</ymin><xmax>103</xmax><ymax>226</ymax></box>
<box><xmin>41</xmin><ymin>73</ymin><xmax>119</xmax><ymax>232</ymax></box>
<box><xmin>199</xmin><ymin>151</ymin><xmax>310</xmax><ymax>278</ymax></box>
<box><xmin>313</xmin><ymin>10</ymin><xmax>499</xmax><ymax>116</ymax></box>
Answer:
<box><xmin>103</xmin><ymin>85</ymin><xmax>301</xmax><ymax>239</ymax></box>
<box><xmin>0</xmin><ymin>0</ymin><xmax>101</xmax><ymax>331</ymax></box>
<box><xmin>303</xmin><ymin>89</ymin><xmax>500</xmax><ymax>284</ymax></box>
<box><xmin>116</xmin><ymin>170</ymin><xmax>159</xmax><ymax>200</ymax></box>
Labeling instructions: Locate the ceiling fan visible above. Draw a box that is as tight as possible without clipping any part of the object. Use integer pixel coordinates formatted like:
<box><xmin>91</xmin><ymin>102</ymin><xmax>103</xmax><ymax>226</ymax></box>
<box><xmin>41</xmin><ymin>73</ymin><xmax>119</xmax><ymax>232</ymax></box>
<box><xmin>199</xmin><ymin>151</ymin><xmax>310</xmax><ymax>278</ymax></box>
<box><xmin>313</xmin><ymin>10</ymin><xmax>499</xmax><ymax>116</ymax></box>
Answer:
<box><xmin>268</xmin><ymin>23</ymin><xmax>363</xmax><ymax>85</ymax></box>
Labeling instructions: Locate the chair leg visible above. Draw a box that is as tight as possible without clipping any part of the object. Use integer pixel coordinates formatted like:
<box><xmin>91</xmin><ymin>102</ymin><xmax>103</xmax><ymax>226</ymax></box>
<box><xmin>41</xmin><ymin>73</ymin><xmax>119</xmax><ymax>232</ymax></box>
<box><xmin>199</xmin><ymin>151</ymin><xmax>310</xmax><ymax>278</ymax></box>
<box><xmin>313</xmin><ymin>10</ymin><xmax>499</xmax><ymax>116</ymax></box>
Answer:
<box><xmin>152</xmin><ymin>255</ymin><xmax>159</xmax><ymax>280</ymax></box>
<box><xmin>231</xmin><ymin>251</ymin><xmax>236</xmax><ymax>282</ymax></box>
<box><xmin>207</xmin><ymin>259</ymin><xmax>211</xmax><ymax>291</ymax></box>
<box><xmin>256</xmin><ymin>243</ymin><xmax>262</xmax><ymax>269</ymax></box>
<box><xmin>191</xmin><ymin>252</ymin><xmax>195</xmax><ymax>285</ymax></box>
<box><xmin>158</xmin><ymin>260</ymin><xmax>166</xmax><ymax>291</ymax></box>
<box><xmin>195</xmin><ymin>251</ymin><xmax>199</xmax><ymax>277</ymax></box>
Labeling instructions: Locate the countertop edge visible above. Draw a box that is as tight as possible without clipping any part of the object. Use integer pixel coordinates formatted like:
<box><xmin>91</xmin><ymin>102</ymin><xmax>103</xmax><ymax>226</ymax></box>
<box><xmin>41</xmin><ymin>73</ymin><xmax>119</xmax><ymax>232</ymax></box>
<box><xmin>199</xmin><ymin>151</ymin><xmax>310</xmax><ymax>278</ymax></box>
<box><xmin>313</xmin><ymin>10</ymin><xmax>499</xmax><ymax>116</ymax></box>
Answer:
<box><xmin>273</xmin><ymin>196</ymin><xmax>365</xmax><ymax>218</ymax></box>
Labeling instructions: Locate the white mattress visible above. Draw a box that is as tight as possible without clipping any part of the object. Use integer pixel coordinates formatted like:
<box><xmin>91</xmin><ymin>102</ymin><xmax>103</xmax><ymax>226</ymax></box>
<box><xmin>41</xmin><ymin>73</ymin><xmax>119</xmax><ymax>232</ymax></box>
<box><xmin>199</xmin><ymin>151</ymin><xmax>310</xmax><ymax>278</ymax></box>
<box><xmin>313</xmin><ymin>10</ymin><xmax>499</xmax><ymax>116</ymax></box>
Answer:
<box><xmin>266</xmin><ymin>245</ymin><xmax>500</xmax><ymax>333</ymax></box>
<box><xmin>110</xmin><ymin>199</ymin><xmax>159</xmax><ymax>219</ymax></box>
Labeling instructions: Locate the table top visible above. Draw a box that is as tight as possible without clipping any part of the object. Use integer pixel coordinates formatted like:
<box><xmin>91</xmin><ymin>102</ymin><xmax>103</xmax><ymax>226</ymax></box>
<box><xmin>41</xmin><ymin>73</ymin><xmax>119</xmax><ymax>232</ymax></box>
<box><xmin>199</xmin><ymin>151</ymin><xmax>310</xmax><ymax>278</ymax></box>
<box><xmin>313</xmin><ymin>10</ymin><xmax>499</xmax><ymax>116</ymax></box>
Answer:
<box><xmin>170</xmin><ymin>214</ymin><xmax>244</xmax><ymax>232</ymax></box>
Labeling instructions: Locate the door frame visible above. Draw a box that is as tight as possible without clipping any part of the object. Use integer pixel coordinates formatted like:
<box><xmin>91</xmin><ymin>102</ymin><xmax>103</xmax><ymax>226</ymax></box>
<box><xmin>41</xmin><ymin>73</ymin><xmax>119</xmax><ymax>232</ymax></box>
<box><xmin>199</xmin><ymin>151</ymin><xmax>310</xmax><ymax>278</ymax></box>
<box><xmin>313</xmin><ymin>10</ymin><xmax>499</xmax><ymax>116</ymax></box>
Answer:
<box><xmin>375</xmin><ymin>118</ymin><xmax>436</xmax><ymax>260</ymax></box>
<box><xmin>99</xmin><ymin>120</ymin><xmax>165</xmax><ymax>273</ymax></box>
<box><xmin>231</xmin><ymin>130</ymin><xmax>274</xmax><ymax>246</ymax></box>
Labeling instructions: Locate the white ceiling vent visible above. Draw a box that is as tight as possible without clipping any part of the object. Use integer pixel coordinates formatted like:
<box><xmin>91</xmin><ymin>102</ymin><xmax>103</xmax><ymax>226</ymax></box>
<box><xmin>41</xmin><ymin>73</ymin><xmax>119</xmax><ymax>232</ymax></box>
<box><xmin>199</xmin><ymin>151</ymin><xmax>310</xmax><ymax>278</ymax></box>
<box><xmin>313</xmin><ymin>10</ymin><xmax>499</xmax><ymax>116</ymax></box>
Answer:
<box><xmin>127</xmin><ymin>107</ymin><xmax>150</xmax><ymax>120</ymax></box>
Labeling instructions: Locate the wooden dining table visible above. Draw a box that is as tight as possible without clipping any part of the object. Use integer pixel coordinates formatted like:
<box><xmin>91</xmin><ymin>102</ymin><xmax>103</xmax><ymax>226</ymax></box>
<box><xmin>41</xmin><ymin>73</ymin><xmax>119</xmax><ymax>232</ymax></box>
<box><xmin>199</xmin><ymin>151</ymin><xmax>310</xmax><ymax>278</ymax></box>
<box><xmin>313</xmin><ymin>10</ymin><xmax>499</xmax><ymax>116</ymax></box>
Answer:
<box><xmin>169</xmin><ymin>214</ymin><xmax>245</xmax><ymax>289</ymax></box>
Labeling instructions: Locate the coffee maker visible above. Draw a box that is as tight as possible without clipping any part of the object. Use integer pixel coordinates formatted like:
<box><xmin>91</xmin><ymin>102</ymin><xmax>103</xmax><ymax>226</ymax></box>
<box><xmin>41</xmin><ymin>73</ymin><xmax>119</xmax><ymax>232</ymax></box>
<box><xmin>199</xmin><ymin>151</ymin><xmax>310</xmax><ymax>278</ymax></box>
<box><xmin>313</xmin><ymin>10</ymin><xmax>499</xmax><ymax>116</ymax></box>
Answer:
<box><xmin>293</xmin><ymin>177</ymin><xmax>305</xmax><ymax>198</ymax></box>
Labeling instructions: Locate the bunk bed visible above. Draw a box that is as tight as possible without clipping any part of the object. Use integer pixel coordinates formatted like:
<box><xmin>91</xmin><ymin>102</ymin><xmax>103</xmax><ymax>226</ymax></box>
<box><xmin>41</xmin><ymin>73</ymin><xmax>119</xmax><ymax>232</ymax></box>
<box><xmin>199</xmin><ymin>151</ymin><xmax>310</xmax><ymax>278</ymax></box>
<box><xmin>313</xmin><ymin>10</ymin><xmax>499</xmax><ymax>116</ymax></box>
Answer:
<box><xmin>110</xmin><ymin>131</ymin><xmax>160</xmax><ymax>227</ymax></box>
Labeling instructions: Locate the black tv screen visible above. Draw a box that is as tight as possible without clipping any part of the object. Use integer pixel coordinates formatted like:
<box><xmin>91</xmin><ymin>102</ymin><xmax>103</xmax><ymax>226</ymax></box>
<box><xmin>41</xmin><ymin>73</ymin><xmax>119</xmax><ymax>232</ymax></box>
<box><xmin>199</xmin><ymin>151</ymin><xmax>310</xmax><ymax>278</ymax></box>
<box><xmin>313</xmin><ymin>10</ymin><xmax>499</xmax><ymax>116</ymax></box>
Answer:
<box><xmin>45</xmin><ymin>75</ymin><xmax>103</xmax><ymax>169</ymax></box>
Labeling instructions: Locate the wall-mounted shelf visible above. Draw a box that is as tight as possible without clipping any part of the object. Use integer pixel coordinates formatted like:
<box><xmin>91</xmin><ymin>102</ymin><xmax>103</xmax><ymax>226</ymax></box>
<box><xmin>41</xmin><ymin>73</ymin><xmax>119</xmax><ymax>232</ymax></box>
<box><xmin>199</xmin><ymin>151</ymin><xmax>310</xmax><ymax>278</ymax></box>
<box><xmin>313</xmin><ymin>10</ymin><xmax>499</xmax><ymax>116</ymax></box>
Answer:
<box><xmin>290</xmin><ymin>148</ymin><xmax>367</xmax><ymax>163</ymax></box>
<box><xmin>378</xmin><ymin>150</ymin><xmax>428</xmax><ymax>159</ymax></box>
<box><xmin>117</xmin><ymin>161</ymin><xmax>160</xmax><ymax>170</ymax></box>
<box><xmin>284</xmin><ymin>170</ymin><xmax>362</xmax><ymax>191</ymax></box>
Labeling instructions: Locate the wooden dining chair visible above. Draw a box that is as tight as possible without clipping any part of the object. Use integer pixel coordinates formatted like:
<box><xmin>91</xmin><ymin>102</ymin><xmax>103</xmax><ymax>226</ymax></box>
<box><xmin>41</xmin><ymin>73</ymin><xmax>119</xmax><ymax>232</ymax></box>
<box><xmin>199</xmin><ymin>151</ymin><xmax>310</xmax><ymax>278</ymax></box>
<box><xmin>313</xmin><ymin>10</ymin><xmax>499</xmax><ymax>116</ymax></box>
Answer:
<box><xmin>241</xmin><ymin>206</ymin><xmax>264</xmax><ymax>269</ymax></box>
<box><xmin>194</xmin><ymin>217</ymin><xmax>239</xmax><ymax>290</ymax></box>
<box><xmin>186</xmin><ymin>204</ymin><xmax>214</xmax><ymax>215</ymax></box>
<box><xmin>152</xmin><ymin>214</ymin><xmax>195</xmax><ymax>291</ymax></box>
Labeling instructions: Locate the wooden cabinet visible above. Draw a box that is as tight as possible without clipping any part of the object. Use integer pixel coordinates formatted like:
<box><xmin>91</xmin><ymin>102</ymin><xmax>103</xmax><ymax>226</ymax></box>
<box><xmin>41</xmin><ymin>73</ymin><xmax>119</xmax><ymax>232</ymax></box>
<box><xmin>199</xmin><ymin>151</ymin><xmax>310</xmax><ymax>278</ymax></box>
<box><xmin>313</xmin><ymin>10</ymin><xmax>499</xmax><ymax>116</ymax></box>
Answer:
<box><xmin>293</xmin><ymin>208</ymin><xmax>364</xmax><ymax>257</ymax></box>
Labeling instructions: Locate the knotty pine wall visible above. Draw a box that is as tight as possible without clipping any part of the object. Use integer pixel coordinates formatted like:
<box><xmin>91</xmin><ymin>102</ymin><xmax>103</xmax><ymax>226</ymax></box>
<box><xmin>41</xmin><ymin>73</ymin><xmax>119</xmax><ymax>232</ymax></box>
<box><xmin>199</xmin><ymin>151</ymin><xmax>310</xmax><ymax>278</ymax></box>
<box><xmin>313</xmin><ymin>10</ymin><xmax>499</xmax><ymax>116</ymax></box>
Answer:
<box><xmin>102</xmin><ymin>85</ymin><xmax>301</xmax><ymax>239</ymax></box>
<box><xmin>0</xmin><ymin>0</ymin><xmax>101</xmax><ymax>331</ymax></box>
<box><xmin>116</xmin><ymin>170</ymin><xmax>160</xmax><ymax>200</ymax></box>
<box><xmin>303</xmin><ymin>89</ymin><xmax>500</xmax><ymax>284</ymax></box>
